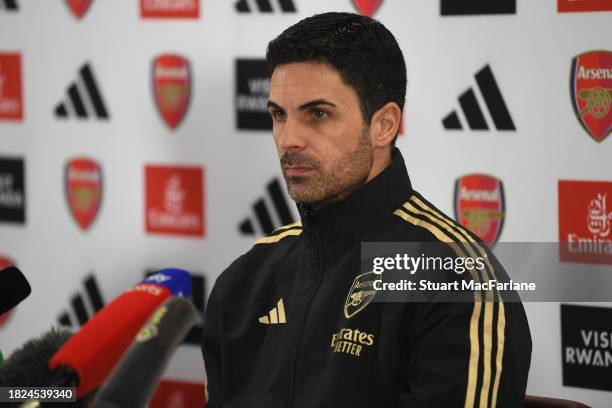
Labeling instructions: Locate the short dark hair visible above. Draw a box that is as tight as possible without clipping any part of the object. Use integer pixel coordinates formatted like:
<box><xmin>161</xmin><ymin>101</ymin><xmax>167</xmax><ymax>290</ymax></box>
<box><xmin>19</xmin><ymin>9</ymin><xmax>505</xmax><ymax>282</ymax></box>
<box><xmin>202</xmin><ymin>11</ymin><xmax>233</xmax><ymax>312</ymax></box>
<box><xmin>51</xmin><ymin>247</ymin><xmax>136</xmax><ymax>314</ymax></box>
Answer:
<box><xmin>266</xmin><ymin>12</ymin><xmax>406</xmax><ymax>138</ymax></box>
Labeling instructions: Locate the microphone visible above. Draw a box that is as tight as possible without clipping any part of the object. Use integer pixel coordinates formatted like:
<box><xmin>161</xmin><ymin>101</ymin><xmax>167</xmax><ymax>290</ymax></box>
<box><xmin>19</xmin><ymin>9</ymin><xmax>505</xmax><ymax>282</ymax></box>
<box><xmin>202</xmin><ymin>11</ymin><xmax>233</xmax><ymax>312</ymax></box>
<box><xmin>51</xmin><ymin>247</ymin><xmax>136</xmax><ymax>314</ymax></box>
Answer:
<box><xmin>95</xmin><ymin>296</ymin><xmax>197</xmax><ymax>408</ymax></box>
<box><xmin>48</xmin><ymin>268</ymin><xmax>191</xmax><ymax>398</ymax></box>
<box><xmin>0</xmin><ymin>266</ymin><xmax>31</xmax><ymax>315</ymax></box>
<box><xmin>0</xmin><ymin>267</ymin><xmax>31</xmax><ymax>366</ymax></box>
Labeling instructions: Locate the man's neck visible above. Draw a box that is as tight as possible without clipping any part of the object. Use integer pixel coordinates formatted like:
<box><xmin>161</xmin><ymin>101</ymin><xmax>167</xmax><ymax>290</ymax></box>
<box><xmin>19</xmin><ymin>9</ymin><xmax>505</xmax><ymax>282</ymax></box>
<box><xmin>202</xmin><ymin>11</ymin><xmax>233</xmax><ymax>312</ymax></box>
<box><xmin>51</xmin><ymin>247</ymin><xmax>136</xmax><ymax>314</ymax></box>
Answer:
<box><xmin>366</xmin><ymin>146</ymin><xmax>392</xmax><ymax>183</ymax></box>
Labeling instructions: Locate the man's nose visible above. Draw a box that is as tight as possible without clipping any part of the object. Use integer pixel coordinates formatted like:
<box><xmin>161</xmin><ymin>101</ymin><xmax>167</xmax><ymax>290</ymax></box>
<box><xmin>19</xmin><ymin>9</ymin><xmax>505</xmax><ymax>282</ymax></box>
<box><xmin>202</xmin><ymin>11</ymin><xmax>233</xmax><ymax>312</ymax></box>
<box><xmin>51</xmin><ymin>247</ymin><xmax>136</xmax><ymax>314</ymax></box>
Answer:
<box><xmin>277</xmin><ymin>117</ymin><xmax>307</xmax><ymax>151</ymax></box>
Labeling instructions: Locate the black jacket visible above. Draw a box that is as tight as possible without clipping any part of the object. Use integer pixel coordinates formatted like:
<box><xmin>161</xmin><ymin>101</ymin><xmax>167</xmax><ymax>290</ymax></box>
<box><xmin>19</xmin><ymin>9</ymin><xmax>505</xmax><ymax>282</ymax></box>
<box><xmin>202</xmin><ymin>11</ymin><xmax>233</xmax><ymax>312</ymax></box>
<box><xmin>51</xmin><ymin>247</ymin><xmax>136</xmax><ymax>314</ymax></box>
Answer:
<box><xmin>202</xmin><ymin>149</ymin><xmax>531</xmax><ymax>408</ymax></box>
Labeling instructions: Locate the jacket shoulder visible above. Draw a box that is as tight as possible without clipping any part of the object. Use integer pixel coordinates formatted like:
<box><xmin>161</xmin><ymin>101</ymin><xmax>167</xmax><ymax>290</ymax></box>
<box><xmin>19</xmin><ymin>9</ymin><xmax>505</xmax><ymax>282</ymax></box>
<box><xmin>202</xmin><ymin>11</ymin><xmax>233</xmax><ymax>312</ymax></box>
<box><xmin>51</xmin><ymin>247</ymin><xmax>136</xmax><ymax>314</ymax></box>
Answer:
<box><xmin>389</xmin><ymin>191</ymin><xmax>483</xmax><ymax>245</ymax></box>
<box><xmin>213</xmin><ymin>222</ymin><xmax>303</xmax><ymax>293</ymax></box>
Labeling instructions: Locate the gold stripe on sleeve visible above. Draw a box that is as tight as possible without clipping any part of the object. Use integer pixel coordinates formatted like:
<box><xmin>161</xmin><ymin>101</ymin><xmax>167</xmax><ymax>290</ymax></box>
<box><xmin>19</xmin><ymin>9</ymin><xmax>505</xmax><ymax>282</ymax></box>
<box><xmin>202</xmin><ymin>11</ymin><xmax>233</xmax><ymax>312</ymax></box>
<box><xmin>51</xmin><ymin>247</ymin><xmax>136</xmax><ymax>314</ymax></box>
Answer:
<box><xmin>479</xmin><ymin>301</ymin><xmax>494</xmax><ymax>408</ymax></box>
<box><xmin>490</xmin><ymin>301</ymin><xmax>506</xmax><ymax>408</ymax></box>
<box><xmin>406</xmin><ymin>195</ymin><xmax>506</xmax><ymax>408</ymax></box>
<box><xmin>392</xmin><ymin>206</ymin><xmax>484</xmax><ymax>408</ymax></box>
<box><xmin>466</xmin><ymin>300</ymin><xmax>483</xmax><ymax>408</ymax></box>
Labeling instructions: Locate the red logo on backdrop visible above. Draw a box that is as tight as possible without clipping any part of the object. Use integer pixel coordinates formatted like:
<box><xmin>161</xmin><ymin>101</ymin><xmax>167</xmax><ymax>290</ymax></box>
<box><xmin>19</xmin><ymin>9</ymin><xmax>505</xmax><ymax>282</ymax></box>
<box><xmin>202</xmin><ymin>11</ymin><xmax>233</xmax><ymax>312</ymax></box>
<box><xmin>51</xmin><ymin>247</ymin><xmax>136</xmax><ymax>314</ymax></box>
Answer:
<box><xmin>149</xmin><ymin>379</ymin><xmax>205</xmax><ymax>408</ymax></box>
<box><xmin>558</xmin><ymin>180</ymin><xmax>612</xmax><ymax>264</ymax></box>
<box><xmin>0</xmin><ymin>256</ymin><xmax>15</xmax><ymax>328</ymax></box>
<box><xmin>65</xmin><ymin>158</ymin><xmax>103</xmax><ymax>231</ymax></box>
<box><xmin>454</xmin><ymin>174</ymin><xmax>505</xmax><ymax>246</ymax></box>
<box><xmin>153</xmin><ymin>54</ymin><xmax>191</xmax><ymax>130</ymax></box>
<box><xmin>352</xmin><ymin>0</ymin><xmax>383</xmax><ymax>16</ymax></box>
<box><xmin>66</xmin><ymin>0</ymin><xmax>93</xmax><ymax>19</ymax></box>
<box><xmin>145</xmin><ymin>165</ymin><xmax>204</xmax><ymax>237</ymax></box>
<box><xmin>141</xmin><ymin>0</ymin><xmax>199</xmax><ymax>18</ymax></box>
<box><xmin>0</xmin><ymin>53</ymin><xmax>23</xmax><ymax>121</ymax></box>
<box><xmin>570</xmin><ymin>50</ymin><xmax>612</xmax><ymax>142</ymax></box>
<box><xmin>558</xmin><ymin>0</ymin><xmax>612</xmax><ymax>12</ymax></box>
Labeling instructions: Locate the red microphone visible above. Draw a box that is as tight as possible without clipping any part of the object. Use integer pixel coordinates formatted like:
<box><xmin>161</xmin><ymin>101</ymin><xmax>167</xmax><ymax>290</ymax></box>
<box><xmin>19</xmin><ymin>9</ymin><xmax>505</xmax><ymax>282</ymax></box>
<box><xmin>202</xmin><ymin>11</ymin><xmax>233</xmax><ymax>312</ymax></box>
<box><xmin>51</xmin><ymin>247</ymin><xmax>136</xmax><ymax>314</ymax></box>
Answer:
<box><xmin>48</xmin><ymin>269</ymin><xmax>191</xmax><ymax>398</ymax></box>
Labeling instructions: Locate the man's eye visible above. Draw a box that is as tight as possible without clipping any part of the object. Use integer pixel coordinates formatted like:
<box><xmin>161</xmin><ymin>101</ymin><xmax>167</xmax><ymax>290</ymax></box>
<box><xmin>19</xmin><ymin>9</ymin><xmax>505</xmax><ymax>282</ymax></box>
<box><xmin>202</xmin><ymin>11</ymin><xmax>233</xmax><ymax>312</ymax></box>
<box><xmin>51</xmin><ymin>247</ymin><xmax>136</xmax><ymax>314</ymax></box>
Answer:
<box><xmin>270</xmin><ymin>110</ymin><xmax>286</xmax><ymax>121</ymax></box>
<box><xmin>311</xmin><ymin>109</ymin><xmax>328</xmax><ymax>120</ymax></box>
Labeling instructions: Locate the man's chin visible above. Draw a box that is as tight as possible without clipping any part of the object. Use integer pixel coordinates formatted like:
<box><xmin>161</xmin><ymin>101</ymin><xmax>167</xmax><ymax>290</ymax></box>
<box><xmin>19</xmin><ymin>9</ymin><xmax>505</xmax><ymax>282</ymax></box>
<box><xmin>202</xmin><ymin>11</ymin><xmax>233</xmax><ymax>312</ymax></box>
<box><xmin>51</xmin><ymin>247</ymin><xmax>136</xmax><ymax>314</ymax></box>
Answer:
<box><xmin>287</xmin><ymin>177</ymin><xmax>369</xmax><ymax>209</ymax></box>
<box><xmin>288</xmin><ymin>186</ymin><xmax>343</xmax><ymax>209</ymax></box>
<box><xmin>286</xmin><ymin>184</ymin><xmax>313</xmax><ymax>203</ymax></box>
<box><xmin>285</xmin><ymin>181</ymin><xmax>319</xmax><ymax>204</ymax></box>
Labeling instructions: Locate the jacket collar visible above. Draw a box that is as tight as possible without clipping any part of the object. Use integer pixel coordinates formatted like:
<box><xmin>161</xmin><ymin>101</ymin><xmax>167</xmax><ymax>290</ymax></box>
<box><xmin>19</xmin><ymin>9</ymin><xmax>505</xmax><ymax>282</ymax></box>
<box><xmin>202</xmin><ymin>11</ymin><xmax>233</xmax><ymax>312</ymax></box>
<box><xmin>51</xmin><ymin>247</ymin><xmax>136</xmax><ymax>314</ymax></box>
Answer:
<box><xmin>297</xmin><ymin>147</ymin><xmax>413</xmax><ymax>240</ymax></box>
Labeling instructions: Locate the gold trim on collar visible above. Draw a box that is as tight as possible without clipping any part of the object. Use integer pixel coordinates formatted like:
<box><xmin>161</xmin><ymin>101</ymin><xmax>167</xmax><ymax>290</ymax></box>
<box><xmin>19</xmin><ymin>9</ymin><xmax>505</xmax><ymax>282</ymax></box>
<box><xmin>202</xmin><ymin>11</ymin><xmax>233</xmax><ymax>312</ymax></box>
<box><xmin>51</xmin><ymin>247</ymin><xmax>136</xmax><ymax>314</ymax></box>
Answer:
<box><xmin>255</xmin><ymin>228</ymin><xmax>302</xmax><ymax>245</ymax></box>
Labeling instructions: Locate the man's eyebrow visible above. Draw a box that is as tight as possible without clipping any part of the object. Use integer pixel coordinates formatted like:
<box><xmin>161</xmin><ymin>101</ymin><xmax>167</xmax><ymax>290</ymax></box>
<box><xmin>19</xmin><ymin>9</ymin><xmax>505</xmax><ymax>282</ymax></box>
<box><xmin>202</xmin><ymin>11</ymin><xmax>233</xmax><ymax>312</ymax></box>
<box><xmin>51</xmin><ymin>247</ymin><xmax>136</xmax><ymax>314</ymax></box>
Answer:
<box><xmin>266</xmin><ymin>99</ymin><xmax>337</xmax><ymax>111</ymax></box>
<box><xmin>298</xmin><ymin>99</ymin><xmax>337</xmax><ymax>111</ymax></box>
<box><xmin>267</xmin><ymin>100</ymin><xmax>283</xmax><ymax>110</ymax></box>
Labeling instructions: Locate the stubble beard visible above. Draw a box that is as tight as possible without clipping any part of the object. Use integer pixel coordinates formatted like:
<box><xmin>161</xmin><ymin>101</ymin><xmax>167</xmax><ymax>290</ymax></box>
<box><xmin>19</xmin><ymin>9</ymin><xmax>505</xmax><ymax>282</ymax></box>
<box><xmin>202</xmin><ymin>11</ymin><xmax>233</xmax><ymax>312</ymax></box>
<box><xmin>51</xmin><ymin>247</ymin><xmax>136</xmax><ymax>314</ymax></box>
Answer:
<box><xmin>280</xmin><ymin>128</ymin><xmax>374</xmax><ymax>209</ymax></box>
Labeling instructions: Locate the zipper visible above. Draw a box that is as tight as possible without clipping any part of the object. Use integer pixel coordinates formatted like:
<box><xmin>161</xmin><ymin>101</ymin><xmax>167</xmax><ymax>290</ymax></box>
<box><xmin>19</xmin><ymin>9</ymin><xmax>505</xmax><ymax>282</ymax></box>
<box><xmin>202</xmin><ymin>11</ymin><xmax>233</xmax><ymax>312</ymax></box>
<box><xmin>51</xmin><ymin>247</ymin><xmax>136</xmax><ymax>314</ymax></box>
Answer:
<box><xmin>284</xmin><ymin>218</ymin><xmax>323</xmax><ymax>408</ymax></box>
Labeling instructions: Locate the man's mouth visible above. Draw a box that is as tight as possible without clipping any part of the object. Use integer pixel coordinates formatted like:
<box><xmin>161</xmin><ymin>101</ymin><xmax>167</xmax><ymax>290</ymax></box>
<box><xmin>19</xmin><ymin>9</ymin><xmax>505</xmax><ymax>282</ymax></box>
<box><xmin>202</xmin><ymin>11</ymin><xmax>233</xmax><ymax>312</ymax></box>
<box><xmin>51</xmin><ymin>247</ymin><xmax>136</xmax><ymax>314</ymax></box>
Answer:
<box><xmin>283</xmin><ymin>165</ymin><xmax>314</xmax><ymax>177</ymax></box>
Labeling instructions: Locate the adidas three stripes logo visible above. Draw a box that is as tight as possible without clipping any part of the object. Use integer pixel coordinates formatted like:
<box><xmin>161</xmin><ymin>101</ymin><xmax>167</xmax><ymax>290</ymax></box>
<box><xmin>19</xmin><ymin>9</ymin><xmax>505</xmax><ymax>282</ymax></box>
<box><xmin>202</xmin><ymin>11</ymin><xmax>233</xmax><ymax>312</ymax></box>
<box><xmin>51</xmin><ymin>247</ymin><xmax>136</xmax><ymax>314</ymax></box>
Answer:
<box><xmin>239</xmin><ymin>178</ymin><xmax>296</xmax><ymax>236</ymax></box>
<box><xmin>443</xmin><ymin>65</ymin><xmax>515</xmax><ymax>131</ymax></box>
<box><xmin>55</xmin><ymin>63</ymin><xmax>109</xmax><ymax>120</ymax></box>
<box><xmin>259</xmin><ymin>298</ymin><xmax>286</xmax><ymax>324</ymax></box>
<box><xmin>58</xmin><ymin>274</ymin><xmax>105</xmax><ymax>328</ymax></box>
<box><xmin>235</xmin><ymin>0</ymin><xmax>296</xmax><ymax>13</ymax></box>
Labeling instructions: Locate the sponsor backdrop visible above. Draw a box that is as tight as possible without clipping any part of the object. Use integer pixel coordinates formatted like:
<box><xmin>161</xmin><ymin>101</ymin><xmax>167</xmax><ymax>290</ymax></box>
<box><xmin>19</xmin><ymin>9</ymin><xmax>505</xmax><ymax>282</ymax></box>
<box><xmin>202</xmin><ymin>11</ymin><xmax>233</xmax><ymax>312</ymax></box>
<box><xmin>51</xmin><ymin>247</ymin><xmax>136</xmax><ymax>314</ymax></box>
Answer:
<box><xmin>0</xmin><ymin>0</ymin><xmax>610</xmax><ymax>406</ymax></box>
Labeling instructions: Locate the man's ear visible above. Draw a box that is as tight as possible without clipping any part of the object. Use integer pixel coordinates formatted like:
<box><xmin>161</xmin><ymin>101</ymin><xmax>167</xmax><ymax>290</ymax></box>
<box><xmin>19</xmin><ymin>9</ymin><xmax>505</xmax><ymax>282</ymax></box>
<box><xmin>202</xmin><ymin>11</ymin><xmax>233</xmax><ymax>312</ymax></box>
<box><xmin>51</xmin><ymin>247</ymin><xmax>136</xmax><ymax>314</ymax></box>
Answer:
<box><xmin>369</xmin><ymin>102</ymin><xmax>401</xmax><ymax>148</ymax></box>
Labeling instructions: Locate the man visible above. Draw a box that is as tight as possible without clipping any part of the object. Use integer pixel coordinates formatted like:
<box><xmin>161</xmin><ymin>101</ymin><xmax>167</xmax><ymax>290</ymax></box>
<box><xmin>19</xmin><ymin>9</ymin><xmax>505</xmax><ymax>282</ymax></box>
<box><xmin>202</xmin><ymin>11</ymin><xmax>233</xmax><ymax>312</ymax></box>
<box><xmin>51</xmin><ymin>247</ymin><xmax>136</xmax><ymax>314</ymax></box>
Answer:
<box><xmin>202</xmin><ymin>12</ymin><xmax>531</xmax><ymax>407</ymax></box>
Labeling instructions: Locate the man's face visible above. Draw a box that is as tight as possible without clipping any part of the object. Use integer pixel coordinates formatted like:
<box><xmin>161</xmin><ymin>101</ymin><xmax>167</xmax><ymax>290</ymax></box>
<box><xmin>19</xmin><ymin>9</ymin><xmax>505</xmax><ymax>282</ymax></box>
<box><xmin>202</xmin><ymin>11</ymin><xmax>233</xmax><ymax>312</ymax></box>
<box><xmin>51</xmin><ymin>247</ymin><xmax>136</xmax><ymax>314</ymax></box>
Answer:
<box><xmin>268</xmin><ymin>62</ymin><xmax>374</xmax><ymax>207</ymax></box>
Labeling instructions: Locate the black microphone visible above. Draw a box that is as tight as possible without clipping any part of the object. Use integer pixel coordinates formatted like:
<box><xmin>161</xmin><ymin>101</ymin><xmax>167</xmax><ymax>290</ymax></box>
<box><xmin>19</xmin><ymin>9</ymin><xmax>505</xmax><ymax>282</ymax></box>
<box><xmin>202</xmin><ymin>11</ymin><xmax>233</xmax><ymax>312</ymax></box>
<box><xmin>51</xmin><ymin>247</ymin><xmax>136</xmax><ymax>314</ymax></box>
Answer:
<box><xmin>0</xmin><ymin>266</ymin><xmax>31</xmax><ymax>315</ymax></box>
<box><xmin>95</xmin><ymin>296</ymin><xmax>197</xmax><ymax>408</ymax></box>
